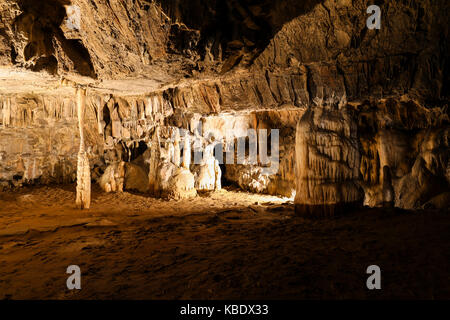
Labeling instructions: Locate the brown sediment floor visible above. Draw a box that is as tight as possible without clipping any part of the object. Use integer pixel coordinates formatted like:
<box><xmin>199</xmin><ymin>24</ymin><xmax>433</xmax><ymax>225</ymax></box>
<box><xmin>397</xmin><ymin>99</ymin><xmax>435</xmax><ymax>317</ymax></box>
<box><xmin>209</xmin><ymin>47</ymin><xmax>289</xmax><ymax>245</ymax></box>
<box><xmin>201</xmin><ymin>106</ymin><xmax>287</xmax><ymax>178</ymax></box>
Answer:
<box><xmin>0</xmin><ymin>185</ymin><xmax>449</xmax><ymax>300</ymax></box>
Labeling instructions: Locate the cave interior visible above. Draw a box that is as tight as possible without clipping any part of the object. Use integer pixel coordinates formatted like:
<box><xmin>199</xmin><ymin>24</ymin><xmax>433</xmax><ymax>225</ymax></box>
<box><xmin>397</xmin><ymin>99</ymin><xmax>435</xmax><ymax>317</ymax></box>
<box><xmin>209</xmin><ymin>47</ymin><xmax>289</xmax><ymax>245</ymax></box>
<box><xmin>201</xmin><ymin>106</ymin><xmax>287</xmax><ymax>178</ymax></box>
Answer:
<box><xmin>0</xmin><ymin>0</ymin><xmax>449</xmax><ymax>300</ymax></box>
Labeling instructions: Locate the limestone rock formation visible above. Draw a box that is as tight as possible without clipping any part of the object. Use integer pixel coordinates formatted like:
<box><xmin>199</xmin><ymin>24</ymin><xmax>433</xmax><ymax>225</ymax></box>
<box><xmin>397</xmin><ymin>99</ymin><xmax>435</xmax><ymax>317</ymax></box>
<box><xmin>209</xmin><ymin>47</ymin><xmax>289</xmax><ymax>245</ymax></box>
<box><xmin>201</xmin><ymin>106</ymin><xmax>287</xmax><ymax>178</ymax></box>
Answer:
<box><xmin>194</xmin><ymin>145</ymin><xmax>221</xmax><ymax>192</ymax></box>
<box><xmin>381</xmin><ymin>166</ymin><xmax>395</xmax><ymax>208</ymax></box>
<box><xmin>98</xmin><ymin>162</ymin><xmax>125</xmax><ymax>193</ymax></box>
<box><xmin>155</xmin><ymin>160</ymin><xmax>177</xmax><ymax>197</ymax></box>
<box><xmin>225</xmin><ymin>165</ymin><xmax>271</xmax><ymax>194</ymax></box>
<box><xmin>167</xmin><ymin>167</ymin><xmax>197</xmax><ymax>200</ymax></box>
<box><xmin>358</xmin><ymin>99</ymin><xmax>449</xmax><ymax>209</ymax></box>
<box><xmin>214</xmin><ymin>159</ymin><xmax>222</xmax><ymax>191</ymax></box>
<box><xmin>144</xmin><ymin>126</ymin><xmax>198</xmax><ymax>199</ymax></box>
<box><xmin>75</xmin><ymin>87</ymin><xmax>91</xmax><ymax>209</ymax></box>
<box><xmin>76</xmin><ymin>150</ymin><xmax>91</xmax><ymax>208</ymax></box>
<box><xmin>148</xmin><ymin>128</ymin><xmax>161</xmax><ymax>195</ymax></box>
<box><xmin>0</xmin><ymin>0</ymin><xmax>448</xmax><ymax>212</ymax></box>
<box><xmin>295</xmin><ymin>103</ymin><xmax>364</xmax><ymax>217</ymax></box>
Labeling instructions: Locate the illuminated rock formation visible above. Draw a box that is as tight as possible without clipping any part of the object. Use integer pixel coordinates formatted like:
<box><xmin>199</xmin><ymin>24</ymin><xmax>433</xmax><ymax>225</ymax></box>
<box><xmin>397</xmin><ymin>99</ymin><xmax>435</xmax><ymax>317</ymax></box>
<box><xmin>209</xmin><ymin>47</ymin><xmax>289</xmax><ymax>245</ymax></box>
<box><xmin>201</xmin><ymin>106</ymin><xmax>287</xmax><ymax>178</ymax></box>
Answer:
<box><xmin>172</xmin><ymin>128</ymin><xmax>181</xmax><ymax>167</ymax></box>
<box><xmin>75</xmin><ymin>87</ymin><xmax>91</xmax><ymax>209</ymax></box>
<box><xmin>358</xmin><ymin>99</ymin><xmax>449</xmax><ymax>209</ymax></box>
<box><xmin>98</xmin><ymin>161</ymin><xmax>125</xmax><ymax>193</ymax></box>
<box><xmin>148</xmin><ymin>128</ymin><xmax>161</xmax><ymax>195</ymax></box>
<box><xmin>195</xmin><ymin>144</ymin><xmax>217</xmax><ymax>191</ymax></box>
<box><xmin>168</xmin><ymin>167</ymin><xmax>197</xmax><ymax>199</ymax></box>
<box><xmin>295</xmin><ymin>103</ymin><xmax>364</xmax><ymax>217</ymax></box>
<box><xmin>181</xmin><ymin>135</ymin><xmax>191</xmax><ymax>170</ymax></box>
<box><xmin>381</xmin><ymin>166</ymin><xmax>395</xmax><ymax>208</ymax></box>
<box><xmin>0</xmin><ymin>0</ymin><xmax>447</xmax><ymax>210</ymax></box>
<box><xmin>214</xmin><ymin>159</ymin><xmax>222</xmax><ymax>191</ymax></box>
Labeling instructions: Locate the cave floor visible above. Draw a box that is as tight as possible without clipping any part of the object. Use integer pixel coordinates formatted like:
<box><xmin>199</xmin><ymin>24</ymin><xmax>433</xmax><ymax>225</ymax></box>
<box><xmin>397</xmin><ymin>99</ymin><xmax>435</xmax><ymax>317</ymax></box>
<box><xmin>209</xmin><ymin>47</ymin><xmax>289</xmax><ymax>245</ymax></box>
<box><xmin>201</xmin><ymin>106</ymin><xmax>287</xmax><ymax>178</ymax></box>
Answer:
<box><xmin>0</xmin><ymin>186</ymin><xmax>449</xmax><ymax>300</ymax></box>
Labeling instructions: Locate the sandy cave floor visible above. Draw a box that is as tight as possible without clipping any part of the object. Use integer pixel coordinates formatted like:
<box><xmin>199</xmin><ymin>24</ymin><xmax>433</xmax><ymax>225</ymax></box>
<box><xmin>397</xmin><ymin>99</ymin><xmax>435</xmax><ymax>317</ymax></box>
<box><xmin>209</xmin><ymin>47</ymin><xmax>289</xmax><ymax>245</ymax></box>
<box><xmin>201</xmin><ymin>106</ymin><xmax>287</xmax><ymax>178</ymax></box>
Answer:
<box><xmin>0</xmin><ymin>185</ymin><xmax>449</xmax><ymax>300</ymax></box>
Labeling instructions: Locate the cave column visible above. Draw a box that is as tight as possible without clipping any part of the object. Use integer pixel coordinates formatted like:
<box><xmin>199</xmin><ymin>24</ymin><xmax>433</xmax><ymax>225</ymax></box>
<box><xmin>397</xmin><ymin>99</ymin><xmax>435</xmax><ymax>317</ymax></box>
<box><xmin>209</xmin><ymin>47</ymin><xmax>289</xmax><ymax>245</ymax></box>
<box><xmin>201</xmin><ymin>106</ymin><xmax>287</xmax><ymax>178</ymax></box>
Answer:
<box><xmin>173</xmin><ymin>128</ymin><xmax>181</xmax><ymax>167</ymax></box>
<box><xmin>148</xmin><ymin>127</ymin><xmax>161</xmax><ymax>195</ymax></box>
<box><xmin>182</xmin><ymin>134</ymin><xmax>191</xmax><ymax>169</ymax></box>
<box><xmin>294</xmin><ymin>105</ymin><xmax>363</xmax><ymax>217</ymax></box>
<box><xmin>75</xmin><ymin>87</ymin><xmax>91</xmax><ymax>209</ymax></box>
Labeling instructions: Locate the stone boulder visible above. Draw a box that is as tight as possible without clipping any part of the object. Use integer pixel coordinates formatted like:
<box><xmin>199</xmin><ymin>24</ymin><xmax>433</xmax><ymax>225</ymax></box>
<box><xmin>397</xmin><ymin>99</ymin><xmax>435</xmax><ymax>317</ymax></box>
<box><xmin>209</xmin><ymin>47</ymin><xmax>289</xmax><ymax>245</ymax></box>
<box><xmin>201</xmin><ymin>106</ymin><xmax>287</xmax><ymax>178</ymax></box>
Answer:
<box><xmin>167</xmin><ymin>167</ymin><xmax>197</xmax><ymax>200</ymax></box>
<box><xmin>98</xmin><ymin>162</ymin><xmax>125</xmax><ymax>193</ymax></box>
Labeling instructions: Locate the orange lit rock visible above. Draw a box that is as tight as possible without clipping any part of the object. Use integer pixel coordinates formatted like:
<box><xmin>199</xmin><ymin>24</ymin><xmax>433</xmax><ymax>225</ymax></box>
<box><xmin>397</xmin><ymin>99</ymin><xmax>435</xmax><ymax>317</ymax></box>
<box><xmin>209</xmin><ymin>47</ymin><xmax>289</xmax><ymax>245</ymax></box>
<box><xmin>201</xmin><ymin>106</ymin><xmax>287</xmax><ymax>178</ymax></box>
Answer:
<box><xmin>75</xmin><ymin>87</ymin><xmax>91</xmax><ymax>209</ymax></box>
<box><xmin>294</xmin><ymin>103</ymin><xmax>363</xmax><ymax>217</ymax></box>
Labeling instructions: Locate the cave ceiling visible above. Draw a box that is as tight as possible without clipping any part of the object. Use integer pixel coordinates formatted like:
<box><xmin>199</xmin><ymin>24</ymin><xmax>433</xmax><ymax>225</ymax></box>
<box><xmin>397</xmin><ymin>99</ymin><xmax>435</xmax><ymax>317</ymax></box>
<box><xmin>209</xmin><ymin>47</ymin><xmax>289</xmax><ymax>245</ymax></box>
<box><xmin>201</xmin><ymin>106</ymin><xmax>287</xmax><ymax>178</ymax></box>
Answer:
<box><xmin>0</xmin><ymin>0</ymin><xmax>447</xmax><ymax>102</ymax></box>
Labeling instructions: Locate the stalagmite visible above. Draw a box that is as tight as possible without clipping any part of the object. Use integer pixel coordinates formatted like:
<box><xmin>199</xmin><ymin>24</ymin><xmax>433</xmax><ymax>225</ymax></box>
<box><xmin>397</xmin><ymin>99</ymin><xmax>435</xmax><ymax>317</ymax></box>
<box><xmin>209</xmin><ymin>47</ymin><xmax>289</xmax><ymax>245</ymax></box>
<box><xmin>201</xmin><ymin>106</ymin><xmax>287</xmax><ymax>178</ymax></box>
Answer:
<box><xmin>214</xmin><ymin>159</ymin><xmax>222</xmax><ymax>190</ymax></box>
<box><xmin>148</xmin><ymin>127</ymin><xmax>161</xmax><ymax>195</ymax></box>
<box><xmin>168</xmin><ymin>141</ymin><xmax>175</xmax><ymax>165</ymax></box>
<box><xmin>75</xmin><ymin>87</ymin><xmax>91</xmax><ymax>209</ymax></box>
<box><xmin>195</xmin><ymin>144</ymin><xmax>217</xmax><ymax>191</ymax></box>
<box><xmin>173</xmin><ymin>128</ymin><xmax>181</xmax><ymax>167</ymax></box>
<box><xmin>168</xmin><ymin>167</ymin><xmax>197</xmax><ymax>199</ymax></box>
<box><xmin>382</xmin><ymin>165</ymin><xmax>395</xmax><ymax>208</ymax></box>
<box><xmin>182</xmin><ymin>134</ymin><xmax>191</xmax><ymax>169</ymax></box>
<box><xmin>98</xmin><ymin>161</ymin><xmax>125</xmax><ymax>193</ymax></box>
<box><xmin>153</xmin><ymin>131</ymin><xmax>197</xmax><ymax>199</ymax></box>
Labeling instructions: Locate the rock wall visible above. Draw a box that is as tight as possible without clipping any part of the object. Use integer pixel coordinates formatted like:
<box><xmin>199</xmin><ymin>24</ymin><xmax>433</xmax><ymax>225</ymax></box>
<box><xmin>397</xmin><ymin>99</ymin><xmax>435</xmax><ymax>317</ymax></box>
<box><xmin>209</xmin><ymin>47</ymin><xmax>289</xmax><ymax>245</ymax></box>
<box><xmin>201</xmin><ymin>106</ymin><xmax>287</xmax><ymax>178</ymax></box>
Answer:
<box><xmin>0</xmin><ymin>93</ymin><xmax>99</xmax><ymax>189</ymax></box>
<box><xmin>293</xmin><ymin>97</ymin><xmax>449</xmax><ymax>215</ymax></box>
<box><xmin>253</xmin><ymin>0</ymin><xmax>449</xmax><ymax>103</ymax></box>
<box><xmin>0</xmin><ymin>86</ymin><xmax>303</xmax><ymax>198</ymax></box>
<box><xmin>357</xmin><ymin>98</ymin><xmax>449</xmax><ymax>209</ymax></box>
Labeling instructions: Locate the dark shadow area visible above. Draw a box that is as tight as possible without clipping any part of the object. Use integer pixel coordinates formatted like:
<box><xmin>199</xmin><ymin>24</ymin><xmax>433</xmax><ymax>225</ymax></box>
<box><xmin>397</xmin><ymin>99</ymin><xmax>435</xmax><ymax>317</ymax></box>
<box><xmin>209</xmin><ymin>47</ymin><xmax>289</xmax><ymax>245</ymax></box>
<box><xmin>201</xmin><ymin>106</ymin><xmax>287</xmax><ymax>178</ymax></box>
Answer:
<box><xmin>130</xmin><ymin>141</ymin><xmax>149</xmax><ymax>162</ymax></box>
<box><xmin>156</xmin><ymin>0</ymin><xmax>325</xmax><ymax>64</ymax></box>
<box><xmin>32</xmin><ymin>55</ymin><xmax>58</xmax><ymax>74</ymax></box>
<box><xmin>54</xmin><ymin>33</ymin><xmax>97</xmax><ymax>78</ymax></box>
